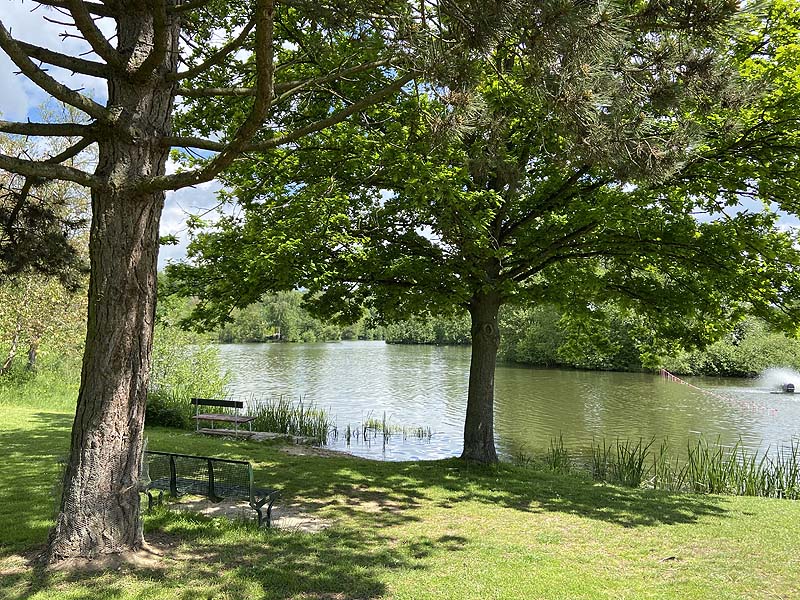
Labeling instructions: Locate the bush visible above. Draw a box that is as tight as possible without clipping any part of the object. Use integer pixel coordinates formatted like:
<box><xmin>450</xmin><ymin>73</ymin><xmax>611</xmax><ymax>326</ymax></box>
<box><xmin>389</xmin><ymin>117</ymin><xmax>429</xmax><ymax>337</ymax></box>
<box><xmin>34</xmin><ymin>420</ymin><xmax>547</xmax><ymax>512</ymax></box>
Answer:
<box><xmin>146</xmin><ymin>321</ymin><xmax>229</xmax><ymax>428</ymax></box>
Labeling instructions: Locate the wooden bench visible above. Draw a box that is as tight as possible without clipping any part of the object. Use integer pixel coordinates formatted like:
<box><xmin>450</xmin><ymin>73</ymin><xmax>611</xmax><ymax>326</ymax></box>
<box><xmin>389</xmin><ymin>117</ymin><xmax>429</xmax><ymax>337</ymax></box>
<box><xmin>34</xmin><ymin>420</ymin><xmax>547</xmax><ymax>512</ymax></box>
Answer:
<box><xmin>142</xmin><ymin>450</ymin><xmax>280</xmax><ymax>527</ymax></box>
<box><xmin>191</xmin><ymin>397</ymin><xmax>256</xmax><ymax>437</ymax></box>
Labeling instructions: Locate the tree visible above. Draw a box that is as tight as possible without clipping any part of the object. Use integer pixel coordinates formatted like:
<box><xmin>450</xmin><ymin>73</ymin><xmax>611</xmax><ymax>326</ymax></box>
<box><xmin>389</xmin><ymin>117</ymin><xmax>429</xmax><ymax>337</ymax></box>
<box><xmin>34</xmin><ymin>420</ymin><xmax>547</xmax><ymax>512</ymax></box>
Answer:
<box><xmin>172</xmin><ymin>0</ymin><xmax>800</xmax><ymax>462</ymax></box>
<box><xmin>0</xmin><ymin>0</ymin><xmax>428</xmax><ymax>562</ymax></box>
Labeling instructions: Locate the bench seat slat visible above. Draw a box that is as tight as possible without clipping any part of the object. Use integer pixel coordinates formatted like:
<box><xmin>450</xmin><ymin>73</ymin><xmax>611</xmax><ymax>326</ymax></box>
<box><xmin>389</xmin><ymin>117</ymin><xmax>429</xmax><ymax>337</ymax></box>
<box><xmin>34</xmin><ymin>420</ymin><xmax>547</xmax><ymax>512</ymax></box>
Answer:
<box><xmin>194</xmin><ymin>413</ymin><xmax>256</xmax><ymax>423</ymax></box>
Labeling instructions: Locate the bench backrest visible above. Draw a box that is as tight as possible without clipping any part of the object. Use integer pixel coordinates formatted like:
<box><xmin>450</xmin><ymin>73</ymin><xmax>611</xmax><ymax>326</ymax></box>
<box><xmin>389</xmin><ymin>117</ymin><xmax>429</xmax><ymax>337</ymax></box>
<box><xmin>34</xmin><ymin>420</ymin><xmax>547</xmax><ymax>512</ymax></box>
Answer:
<box><xmin>191</xmin><ymin>397</ymin><xmax>245</xmax><ymax>409</ymax></box>
<box><xmin>143</xmin><ymin>450</ymin><xmax>254</xmax><ymax>501</ymax></box>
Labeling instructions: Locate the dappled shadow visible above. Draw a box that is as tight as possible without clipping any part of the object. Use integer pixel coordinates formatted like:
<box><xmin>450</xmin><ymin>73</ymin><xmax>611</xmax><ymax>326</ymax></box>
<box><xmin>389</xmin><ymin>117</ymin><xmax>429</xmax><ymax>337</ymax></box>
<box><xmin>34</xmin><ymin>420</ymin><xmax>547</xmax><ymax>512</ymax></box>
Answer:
<box><xmin>3</xmin><ymin>512</ymin><xmax>468</xmax><ymax>600</ymax></box>
<box><xmin>247</xmin><ymin>453</ymin><xmax>729</xmax><ymax>530</ymax></box>
<box><xmin>0</xmin><ymin>411</ymin><xmax>73</xmax><ymax>557</ymax></box>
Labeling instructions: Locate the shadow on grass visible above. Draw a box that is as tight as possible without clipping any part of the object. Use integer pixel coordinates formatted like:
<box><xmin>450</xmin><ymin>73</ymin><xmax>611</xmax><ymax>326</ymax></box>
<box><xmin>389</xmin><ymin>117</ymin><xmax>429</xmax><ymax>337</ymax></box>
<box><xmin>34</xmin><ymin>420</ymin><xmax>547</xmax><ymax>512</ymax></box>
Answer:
<box><xmin>5</xmin><ymin>514</ymin><xmax>455</xmax><ymax>600</ymax></box>
<box><xmin>1</xmin><ymin>412</ymin><xmax>733</xmax><ymax>599</ymax></box>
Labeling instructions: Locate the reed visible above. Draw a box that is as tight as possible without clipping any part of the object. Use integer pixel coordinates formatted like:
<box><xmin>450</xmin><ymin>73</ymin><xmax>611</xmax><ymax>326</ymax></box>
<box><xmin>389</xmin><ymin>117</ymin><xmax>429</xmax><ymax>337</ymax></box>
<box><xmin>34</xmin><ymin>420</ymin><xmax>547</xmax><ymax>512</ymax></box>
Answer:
<box><xmin>249</xmin><ymin>395</ymin><xmax>334</xmax><ymax>445</ymax></box>
<box><xmin>611</xmin><ymin>437</ymin><xmax>654</xmax><ymax>487</ymax></box>
<box><xmin>583</xmin><ymin>435</ymin><xmax>800</xmax><ymax>496</ymax></box>
<box><xmin>651</xmin><ymin>439</ymin><xmax>689</xmax><ymax>492</ymax></box>
<box><xmin>590</xmin><ymin>439</ymin><xmax>611</xmax><ymax>481</ymax></box>
<box><xmin>355</xmin><ymin>412</ymin><xmax>434</xmax><ymax>444</ymax></box>
<box><xmin>543</xmin><ymin>434</ymin><xmax>573</xmax><ymax>474</ymax></box>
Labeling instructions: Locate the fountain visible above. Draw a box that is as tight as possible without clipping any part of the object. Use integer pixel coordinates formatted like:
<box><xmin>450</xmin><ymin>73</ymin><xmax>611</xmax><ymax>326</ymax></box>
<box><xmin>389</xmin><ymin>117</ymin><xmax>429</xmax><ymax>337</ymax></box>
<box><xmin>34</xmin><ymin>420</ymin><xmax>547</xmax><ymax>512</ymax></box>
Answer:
<box><xmin>758</xmin><ymin>367</ymin><xmax>800</xmax><ymax>394</ymax></box>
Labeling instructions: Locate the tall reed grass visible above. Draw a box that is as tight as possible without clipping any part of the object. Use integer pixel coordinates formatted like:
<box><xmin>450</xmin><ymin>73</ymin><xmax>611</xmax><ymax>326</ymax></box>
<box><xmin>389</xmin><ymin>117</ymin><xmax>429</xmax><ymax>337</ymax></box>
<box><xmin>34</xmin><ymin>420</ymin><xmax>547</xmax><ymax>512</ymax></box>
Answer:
<box><xmin>530</xmin><ymin>435</ymin><xmax>800</xmax><ymax>500</ymax></box>
<box><xmin>249</xmin><ymin>395</ymin><xmax>334</xmax><ymax>445</ymax></box>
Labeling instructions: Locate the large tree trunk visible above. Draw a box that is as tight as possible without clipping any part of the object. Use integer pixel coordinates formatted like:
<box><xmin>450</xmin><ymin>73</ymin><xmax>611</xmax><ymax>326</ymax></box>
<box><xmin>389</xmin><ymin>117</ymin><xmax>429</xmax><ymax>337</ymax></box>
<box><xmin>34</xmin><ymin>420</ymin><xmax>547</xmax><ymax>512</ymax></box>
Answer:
<box><xmin>460</xmin><ymin>290</ymin><xmax>501</xmax><ymax>463</ymax></box>
<box><xmin>45</xmin><ymin>12</ymin><xmax>179</xmax><ymax>563</ymax></box>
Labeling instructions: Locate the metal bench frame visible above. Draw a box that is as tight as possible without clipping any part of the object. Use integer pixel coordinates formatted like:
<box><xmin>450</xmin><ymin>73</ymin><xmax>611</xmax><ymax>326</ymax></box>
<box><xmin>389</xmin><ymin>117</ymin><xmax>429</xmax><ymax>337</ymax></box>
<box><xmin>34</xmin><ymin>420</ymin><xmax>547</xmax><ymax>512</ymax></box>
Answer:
<box><xmin>142</xmin><ymin>450</ymin><xmax>280</xmax><ymax>527</ymax></box>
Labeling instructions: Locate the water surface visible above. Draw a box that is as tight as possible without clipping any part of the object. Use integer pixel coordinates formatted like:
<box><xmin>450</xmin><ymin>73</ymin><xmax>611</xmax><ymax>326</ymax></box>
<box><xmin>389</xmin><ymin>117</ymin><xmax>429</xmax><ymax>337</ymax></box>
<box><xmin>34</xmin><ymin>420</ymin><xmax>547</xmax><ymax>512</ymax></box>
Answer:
<box><xmin>218</xmin><ymin>341</ymin><xmax>800</xmax><ymax>461</ymax></box>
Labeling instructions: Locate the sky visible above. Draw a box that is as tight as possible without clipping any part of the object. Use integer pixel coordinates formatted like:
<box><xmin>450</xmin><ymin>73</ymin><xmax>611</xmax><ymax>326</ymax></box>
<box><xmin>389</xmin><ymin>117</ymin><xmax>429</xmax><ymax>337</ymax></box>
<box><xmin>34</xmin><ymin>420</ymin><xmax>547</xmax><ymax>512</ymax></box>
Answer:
<box><xmin>0</xmin><ymin>2</ymin><xmax>223</xmax><ymax>270</ymax></box>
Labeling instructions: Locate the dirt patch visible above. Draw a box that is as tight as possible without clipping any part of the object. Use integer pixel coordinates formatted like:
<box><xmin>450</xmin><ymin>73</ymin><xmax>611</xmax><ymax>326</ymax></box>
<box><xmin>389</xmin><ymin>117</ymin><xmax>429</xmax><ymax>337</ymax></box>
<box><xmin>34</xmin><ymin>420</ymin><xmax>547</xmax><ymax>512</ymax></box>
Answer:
<box><xmin>171</xmin><ymin>496</ymin><xmax>333</xmax><ymax>533</ymax></box>
<box><xmin>278</xmin><ymin>445</ymin><xmax>364</xmax><ymax>459</ymax></box>
<box><xmin>48</xmin><ymin>543</ymin><xmax>167</xmax><ymax>572</ymax></box>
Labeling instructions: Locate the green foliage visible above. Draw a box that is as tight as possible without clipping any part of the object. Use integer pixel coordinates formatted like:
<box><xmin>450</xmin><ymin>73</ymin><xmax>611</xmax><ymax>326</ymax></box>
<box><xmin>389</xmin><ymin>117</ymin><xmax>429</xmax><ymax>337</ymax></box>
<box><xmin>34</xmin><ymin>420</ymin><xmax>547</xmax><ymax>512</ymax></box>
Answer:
<box><xmin>147</xmin><ymin>295</ymin><xmax>230</xmax><ymax>428</ymax></box>
<box><xmin>0</xmin><ymin>272</ymin><xmax>87</xmax><ymax>375</ymax></box>
<box><xmin>173</xmin><ymin>1</ymin><xmax>800</xmax><ymax>345</ymax></box>
<box><xmin>384</xmin><ymin>313</ymin><xmax>471</xmax><ymax>345</ymax></box>
<box><xmin>211</xmin><ymin>290</ymin><xmax>385</xmax><ymax>343</ymax></box>
<box><xmin>662</xmin><ymin>318</ymin><xmax>800</xmax><ymax>376</ymax></box>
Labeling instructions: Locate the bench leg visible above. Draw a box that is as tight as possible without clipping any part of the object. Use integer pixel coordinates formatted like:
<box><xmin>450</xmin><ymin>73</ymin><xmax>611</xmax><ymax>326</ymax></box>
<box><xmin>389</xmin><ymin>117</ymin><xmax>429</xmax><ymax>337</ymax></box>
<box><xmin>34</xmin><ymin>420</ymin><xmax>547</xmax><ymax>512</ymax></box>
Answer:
<box><xmin>146</xmin><ymin>489</ymin><xmax>163</xmax><ymax>511</ymax></box>
<box><xmin>251</xmin><ymin>491</ymin><xmax>280</xmax><ymax>528</ymax></box>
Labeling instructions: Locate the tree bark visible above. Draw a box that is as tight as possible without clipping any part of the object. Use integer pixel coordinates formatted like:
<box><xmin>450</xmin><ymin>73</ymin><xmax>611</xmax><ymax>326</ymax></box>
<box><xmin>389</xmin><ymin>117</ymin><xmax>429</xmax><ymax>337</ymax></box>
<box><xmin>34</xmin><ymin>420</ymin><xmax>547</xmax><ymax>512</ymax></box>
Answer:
<box><xmin>45</xmin><ymin>10</ymin><xmax>179</xmax><ymax>563</ymax></box>
<box><xmin>0</xmin><ymin>319</ymin><xmax>21</xmax><ymax>375</ymax></box>
<box><xmin>460</xmin><ymin>290</ymin><xmax>501</xmax><ymax>463</ymax></box>
<box><xmin>26</xmin><ymin>333</ymin><xmax>39</xmax><ymax>370</ymax></box>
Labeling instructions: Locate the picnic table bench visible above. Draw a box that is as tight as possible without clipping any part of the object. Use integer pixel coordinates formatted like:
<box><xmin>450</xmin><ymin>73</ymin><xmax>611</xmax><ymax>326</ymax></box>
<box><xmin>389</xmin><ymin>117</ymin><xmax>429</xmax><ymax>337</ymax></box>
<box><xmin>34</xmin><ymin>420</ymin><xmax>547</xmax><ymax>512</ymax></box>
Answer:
<box><xmin>142</xmin><ymin>450</ymin><xmax>280</xmax><ymax>527</ymax></box>
<box><xmin>191</xmin><ymin>397</ymin><xmax>256</xmax><ymax>437</ymax></box>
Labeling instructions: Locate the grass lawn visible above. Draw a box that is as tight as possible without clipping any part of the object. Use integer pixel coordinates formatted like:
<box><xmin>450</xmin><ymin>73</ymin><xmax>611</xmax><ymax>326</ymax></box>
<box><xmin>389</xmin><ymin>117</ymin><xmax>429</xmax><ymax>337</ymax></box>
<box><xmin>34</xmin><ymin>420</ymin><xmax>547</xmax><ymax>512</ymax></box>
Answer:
<box><xmin>1</xmin><ymin>403</ymin><xmax>799</xmax><ymax>599</ymax></box>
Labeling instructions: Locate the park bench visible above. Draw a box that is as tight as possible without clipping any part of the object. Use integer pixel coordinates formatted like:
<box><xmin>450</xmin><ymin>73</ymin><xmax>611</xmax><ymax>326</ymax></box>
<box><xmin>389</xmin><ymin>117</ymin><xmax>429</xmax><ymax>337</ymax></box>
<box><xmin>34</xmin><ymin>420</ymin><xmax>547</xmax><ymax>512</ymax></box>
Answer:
<box><xmin>142</xmin><ymin>450</ymin><xmax>280</xmax><ymax>527</ymax></box>
<box><xmin>191</xmin><ymin>397</ymin><xmax>256</xmax><ymax>437</ymax></box>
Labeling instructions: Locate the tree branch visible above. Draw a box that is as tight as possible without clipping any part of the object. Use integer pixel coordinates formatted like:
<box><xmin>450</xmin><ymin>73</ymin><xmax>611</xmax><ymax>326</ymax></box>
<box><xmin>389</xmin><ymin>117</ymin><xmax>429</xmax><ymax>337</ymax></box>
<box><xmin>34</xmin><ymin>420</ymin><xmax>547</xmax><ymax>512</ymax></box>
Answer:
<box><xmin>17</xmin><ymin>41</ymin><xmax>108</xmax><ymax>77</ymax></box>
<box><xmin>0</xmin><ymin>153</ymin><xmax>99</xmax><ymax>188</ymax></box>
<box><xmin>168</xmin><ymin>0</ymin><xmax>211</xmax><ymax>14</ymax></box>
<box><xmin>141</xmin><ymin>0</ymin><xmax>277</xmax><ymax>191</ymax></box>
<box><xmin>0</xmin><ymin>21</ymin><xmax>112</xmax><ymax>122</ymax></box>
<box><xmin>67</xmin><ymin>0</ymin><xmax>123</xmax><ymax>70</ymax></box>
<box><xmin>500</xmin><ymin>166</ymin><xmax>590</xmax><ymax>240</ymax></box>
<box><xmin>168</xmin><ymin>17</ymin><xmax>256</xmax><ymax>82</ymax></box>
<box><xmin>178</xmin><ymin>59</ymin><xmax>392</xmax><ymax>98</ymax></box>
<box><xmin>33</xmin><ymin>0</ymin><xmax>115</xmax><ymax>17</ymax></box>
<box><xmin>133</xmin><ymin>0</ymin><xmax>169</xmax><ymax>78</ymax></box>
<box><xmin>0</xmin><ymin>120</ymin><xmax>97</xmax><ymax>138</ymax></box>
<box><xmin>165</xmin><ymin>71</ymin><xmax>414</xmax><ymax>156</ymax></box>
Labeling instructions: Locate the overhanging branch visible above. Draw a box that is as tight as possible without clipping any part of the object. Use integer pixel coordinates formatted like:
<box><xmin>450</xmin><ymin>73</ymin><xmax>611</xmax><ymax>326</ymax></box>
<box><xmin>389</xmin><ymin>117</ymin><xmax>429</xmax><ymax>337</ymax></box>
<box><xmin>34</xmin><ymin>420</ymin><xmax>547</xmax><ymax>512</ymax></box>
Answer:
<box><xmin>0</xmin><ymin>120</ymin><xmax>97</xmax><ymax>138</ymax></box>
<box><xmin>162</xmin><ymin>72</ymin><xmax>414</xmax><ymax>157</ymax></box>
<box><xmin>178</xmin><ymin>59</ymin><xmax>392</xmax><ymax>98</ymax></box>
<box><xmin>0</xmin><ymin>152</ymin><xmax>99</xmax><ymax>188</ymax></box>
<box><xmin>33</xmin><ymin>0</ymin><xmax>115</xmax><ymax>17</ymax></box>
<box><xmin>17</xmin><ymin>41</ymin><xmax>108</xmax><ymax>77</ymax></box>
<box><xmin>67</xmin><ymin>0</ymin><xmax>122</xmax><ymax>70</ymax></box>
<box><xmin>169</xmin><ymin>18</ymin><xmax>256</xmax><ymax>82</ymax></box>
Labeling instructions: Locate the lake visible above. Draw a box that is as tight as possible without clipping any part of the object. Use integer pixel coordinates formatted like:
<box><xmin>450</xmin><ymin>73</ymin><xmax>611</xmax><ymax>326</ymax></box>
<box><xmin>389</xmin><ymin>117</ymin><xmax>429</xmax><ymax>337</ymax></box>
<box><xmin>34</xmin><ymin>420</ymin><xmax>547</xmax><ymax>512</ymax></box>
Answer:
<box><xmin>218</xmin><ymin>340</ymin><xmax>800</xmax><ymax>461</ymax></box>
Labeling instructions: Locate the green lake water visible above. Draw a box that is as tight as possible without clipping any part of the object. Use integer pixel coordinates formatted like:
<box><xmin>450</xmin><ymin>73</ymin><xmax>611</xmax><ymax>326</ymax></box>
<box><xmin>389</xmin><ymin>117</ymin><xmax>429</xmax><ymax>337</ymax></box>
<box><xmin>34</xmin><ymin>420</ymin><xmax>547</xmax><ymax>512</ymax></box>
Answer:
<box><xmin>218</xmin><ymin>340</ymin><xmax>800</xmax><ymax>461</ymax></box>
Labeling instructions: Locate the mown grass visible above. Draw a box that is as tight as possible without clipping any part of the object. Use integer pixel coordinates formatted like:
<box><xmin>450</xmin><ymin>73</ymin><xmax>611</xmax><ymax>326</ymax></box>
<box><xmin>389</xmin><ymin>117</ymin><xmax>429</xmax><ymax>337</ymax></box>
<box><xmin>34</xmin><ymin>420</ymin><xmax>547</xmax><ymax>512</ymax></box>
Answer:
<box><xmin>2</xmin><ymin>395</ymin><xmax>800</xmax><ymax>598</ymax></box>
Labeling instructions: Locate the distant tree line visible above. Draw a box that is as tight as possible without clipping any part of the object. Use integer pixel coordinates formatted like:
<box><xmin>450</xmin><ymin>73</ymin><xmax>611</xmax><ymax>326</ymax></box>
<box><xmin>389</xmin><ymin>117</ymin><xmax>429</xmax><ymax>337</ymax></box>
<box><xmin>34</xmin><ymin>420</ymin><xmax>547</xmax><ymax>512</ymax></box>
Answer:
<box><xmin>207</xmin><ymin>290</ymin><xmax>800</xmax><ymax>377</ymax></box>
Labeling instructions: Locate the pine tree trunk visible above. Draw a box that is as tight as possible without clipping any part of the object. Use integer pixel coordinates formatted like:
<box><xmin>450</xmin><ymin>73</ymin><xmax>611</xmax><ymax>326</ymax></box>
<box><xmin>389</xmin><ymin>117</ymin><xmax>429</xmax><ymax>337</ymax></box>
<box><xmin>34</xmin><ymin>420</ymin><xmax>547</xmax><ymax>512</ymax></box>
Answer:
<box><xmin>45</xmin><ymin>11</ymin><xmax>179</xmax><ymax>563</ymax></box>
<box><xmin>460</xmin><ymin>290</ymin><xmax>501</xmax><ymax>463</ymax></box>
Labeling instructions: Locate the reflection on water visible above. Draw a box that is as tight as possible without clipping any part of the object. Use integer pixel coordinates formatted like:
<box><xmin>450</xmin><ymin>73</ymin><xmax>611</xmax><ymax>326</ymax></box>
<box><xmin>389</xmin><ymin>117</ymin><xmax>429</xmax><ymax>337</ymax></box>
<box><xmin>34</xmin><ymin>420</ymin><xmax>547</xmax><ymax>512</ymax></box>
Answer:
<box><xmin>218</xmin><ymin>341</ymin><xmax>800</xmax><ymax>461</ymax></box>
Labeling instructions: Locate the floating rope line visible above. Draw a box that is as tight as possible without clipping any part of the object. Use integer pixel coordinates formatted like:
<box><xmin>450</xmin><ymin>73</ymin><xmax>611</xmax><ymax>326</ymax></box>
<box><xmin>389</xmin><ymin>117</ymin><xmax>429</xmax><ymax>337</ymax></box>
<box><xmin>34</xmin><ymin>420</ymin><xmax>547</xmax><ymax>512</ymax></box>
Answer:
<box><xmin>659</xmin><ymin>369</ymin><xmax>779</xmax><ymax>416</ymax></box>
